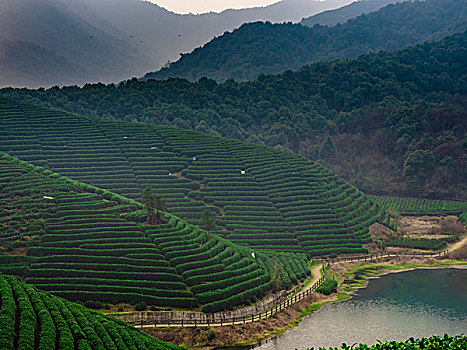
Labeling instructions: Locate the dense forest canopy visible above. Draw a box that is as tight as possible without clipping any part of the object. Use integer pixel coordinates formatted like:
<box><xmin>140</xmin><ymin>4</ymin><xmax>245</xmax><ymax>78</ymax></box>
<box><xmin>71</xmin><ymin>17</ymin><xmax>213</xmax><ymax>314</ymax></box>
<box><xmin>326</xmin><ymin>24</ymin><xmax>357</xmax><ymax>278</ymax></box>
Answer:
<box><xmin>144</xmin><ymin>0</ymin><xmax>467</xmax><ymax>82</ymax></box>
<box><xmin>2</xmin><ymin>31</ymin><xmax>466</xmax><ymax>199</ymax></box>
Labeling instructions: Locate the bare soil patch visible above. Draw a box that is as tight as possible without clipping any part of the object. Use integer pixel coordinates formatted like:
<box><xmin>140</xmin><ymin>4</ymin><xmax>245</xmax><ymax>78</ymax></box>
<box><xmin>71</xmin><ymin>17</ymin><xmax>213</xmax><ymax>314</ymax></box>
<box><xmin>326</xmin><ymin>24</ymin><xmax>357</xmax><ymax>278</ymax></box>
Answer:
<box><xmin>447</xmin><ymin>244</ymin><xmax>467</xmax><ymax>260</ymax></box>
<box><xmin>399</xmin><ymin>215</ymin><xmax>466</xmax><ymax>237</ymax></box>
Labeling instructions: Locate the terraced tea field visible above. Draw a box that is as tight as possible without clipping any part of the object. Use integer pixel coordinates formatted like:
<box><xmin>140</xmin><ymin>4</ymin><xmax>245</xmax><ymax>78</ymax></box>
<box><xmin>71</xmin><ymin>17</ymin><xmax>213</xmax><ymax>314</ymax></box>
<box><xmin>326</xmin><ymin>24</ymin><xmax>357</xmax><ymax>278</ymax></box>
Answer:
<box><xmin>0</xmin><ymin>152</ymin><xmax>310</xmax><ymax>311</ymax></box>
<box><xmin>0</xmin><ymin>273</ymin><xmax>184</xmax><ymax>349</ymax></box>
<box><xmin>0</xmin><ymin>98</ymin><xmax>386</xmax><ymax>256</ymax></box>
<box><xmin>370</xmin><ymin>195</ymin><xmax>467</xmax><ymax>216</ymax></box>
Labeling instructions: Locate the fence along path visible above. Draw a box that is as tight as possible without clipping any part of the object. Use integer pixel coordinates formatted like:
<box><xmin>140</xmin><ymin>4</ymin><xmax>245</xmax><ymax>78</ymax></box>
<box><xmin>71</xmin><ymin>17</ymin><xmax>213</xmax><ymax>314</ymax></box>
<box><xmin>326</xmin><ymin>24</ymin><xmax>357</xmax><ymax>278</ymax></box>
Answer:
<box><xmin>110</xmin><ymin>249</ymin><xmax>453</xmax><ymax>328</ymax></box>
<box><xmin>316</xmin><ymin>249</ymin><xmax>451</xmax><ymax>266</ymax></box>
<box><xmin>109</xmin><ymin>266</ymin><xmax>326</xmax><ymax>328</ymax></box>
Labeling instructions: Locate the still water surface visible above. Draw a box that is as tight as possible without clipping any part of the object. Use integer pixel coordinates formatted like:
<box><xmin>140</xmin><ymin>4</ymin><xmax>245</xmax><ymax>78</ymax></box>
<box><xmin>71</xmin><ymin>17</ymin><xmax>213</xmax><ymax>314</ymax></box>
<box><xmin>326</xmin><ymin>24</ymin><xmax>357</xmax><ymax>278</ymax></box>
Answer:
<box><xmin>255</xmin><ymin>268</ymin><xmax>467</xmax><ymax>350</ymax></box>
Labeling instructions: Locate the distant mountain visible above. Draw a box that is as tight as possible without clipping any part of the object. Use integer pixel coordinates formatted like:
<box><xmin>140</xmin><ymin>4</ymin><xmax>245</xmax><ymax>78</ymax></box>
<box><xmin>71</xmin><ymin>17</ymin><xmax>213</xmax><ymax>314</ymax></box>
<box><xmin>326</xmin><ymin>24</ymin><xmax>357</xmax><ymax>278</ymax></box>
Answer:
<box><xmin>0</xmin><ymin>39</ymin><xmax>95</xmax><ymax>88</ymax></box>
<box><xmin>60</xmin><ymin>0</ymin><xmax>352</xmax><ymax>79</ymax></box>
<box><xmin>144</xmin><ymin>0</ymin><xmax>467</xmax><ymax>82</ymax></box>
<box><xmin>301</xmin><ymin>0</ymin><xmax>400</xmax><ymax>27</ymax></box>
<box><xmin>0</xmin><ymin>0</ymin><xmax>152</xmax><ymax>88</ymax></box>
<box><xmin>0</xmin><ymin>0</ymin><xmax>351</xmax><ymax>88</ymax></box>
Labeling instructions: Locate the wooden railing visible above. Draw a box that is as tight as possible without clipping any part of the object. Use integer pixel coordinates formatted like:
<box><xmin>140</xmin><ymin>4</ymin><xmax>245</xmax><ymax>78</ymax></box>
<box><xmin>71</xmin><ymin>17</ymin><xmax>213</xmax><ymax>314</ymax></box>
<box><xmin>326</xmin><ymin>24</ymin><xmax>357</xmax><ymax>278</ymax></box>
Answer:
<box><xmin>110</xmin><ymin>267</ymin><xmax>327</xmax><ymax>328</ymax></box>
<box><xmin>315</xmin><ymin>249</ymin><xmax>449</xmax><ymax>266</ymax></box>
<box><xmin>111</xmin><ymin>249</ymin><xmax>451</xmax><ymax>328</ymax></box>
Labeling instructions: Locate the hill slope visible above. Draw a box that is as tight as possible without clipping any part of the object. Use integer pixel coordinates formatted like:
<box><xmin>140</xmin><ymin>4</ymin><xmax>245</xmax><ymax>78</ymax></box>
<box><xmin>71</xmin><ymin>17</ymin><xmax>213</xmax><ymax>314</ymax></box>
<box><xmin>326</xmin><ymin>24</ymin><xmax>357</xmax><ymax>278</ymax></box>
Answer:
<box><xmin>4</xmin><ymin>31</ymin><xmax>466</xmax><ymax>199</ymax></box>
<box><xmin>301</xmin><ymin>0</ymin><xmax>400</xmax><ymax>27</ymax></box>
<box><xmin>0</xmin><ymin>99</ymin><xmax>386</xmax><ymax>257</ymax></box>
<box><xmin>0</xmin><ymin>0</ymin><xmax>153</xmax><ymax>88</ymax></box>
<box><xmin>144</xmin><ymin>0</ymin><xmax>466</xmax><ymax>82</ymax></box>
<box><xmin>0</xmin><ymin>38</ymin><xmax>96</xmax><ymax>88</ymax></box>
<box><xmin>0</xmin><ymin>272</ymin><xmax>185</xmax><ymax>349</ymax></box>
<box><xmin>0</xmin><ymin>0</ymin><xmax>350</xmax><ymax>88</ymax></box>
<box><xmin>1</xmin><ymin>151</ymin><xmax>303</xmax><ymax>312</ymax></box>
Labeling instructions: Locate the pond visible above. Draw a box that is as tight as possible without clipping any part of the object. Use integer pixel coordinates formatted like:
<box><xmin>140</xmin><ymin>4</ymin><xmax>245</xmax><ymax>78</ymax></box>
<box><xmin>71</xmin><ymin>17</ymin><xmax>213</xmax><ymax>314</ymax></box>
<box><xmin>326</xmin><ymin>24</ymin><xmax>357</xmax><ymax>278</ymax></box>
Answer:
<box><xmin>255</xmin><ymin>268</ymin><xmax>467</xmax><ymax>350</ymax></box>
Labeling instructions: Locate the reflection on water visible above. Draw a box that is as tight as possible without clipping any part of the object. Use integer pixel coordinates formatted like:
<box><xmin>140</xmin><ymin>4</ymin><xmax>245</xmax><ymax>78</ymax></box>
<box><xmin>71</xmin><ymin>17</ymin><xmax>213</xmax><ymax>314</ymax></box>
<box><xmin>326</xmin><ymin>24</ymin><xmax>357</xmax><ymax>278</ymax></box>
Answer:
<box><xmin>256</xmin><ymin>268</ymin><xmax>467</xmax><ymax>350</ymax></box>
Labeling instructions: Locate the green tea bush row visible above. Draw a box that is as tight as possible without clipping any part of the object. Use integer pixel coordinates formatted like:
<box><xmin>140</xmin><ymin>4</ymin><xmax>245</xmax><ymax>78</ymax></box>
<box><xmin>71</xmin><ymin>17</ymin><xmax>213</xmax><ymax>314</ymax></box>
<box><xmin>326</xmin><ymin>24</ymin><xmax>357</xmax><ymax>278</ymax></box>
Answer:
<box><xmin>27</xmin><ymin>277</ymin><xmax>186</xmax><ymax>291</ymax></box>
<box><xmin>36</xmin><ymin>283</ymin><xmax>193</xmax><ymax>298</ymax></box>
<box><xmin>29</xmin><ymin>268</ymin><xmax>184</xmax><ymax>283</ymax></box>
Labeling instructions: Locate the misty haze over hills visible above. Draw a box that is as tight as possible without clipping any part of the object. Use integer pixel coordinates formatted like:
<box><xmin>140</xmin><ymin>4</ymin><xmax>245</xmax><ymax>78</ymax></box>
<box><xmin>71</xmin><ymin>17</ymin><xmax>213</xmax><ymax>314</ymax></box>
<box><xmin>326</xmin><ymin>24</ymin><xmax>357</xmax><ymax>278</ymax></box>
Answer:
<box><xmin>144</xmin><ymin>0</ymin><xmax>466</xmax><ymax>82</ymax></box>
<box><xmin>301</xmin><ymin>0</ymin><xmax>400</xmax><ymax>26</ymax></box>
<box><xmin>0</xmin><ymin>0</ymin><xmax>352</xmax><ymax>88</ymax></box>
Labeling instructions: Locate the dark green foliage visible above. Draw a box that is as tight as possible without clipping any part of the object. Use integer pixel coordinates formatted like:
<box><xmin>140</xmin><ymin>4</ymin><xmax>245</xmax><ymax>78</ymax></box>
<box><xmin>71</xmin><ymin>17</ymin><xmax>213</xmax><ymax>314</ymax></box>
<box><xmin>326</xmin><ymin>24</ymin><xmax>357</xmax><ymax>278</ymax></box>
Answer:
<box><xmin>306</xmin><ymin>334</ymin><xmax>466</xmax><ymax>350</ymax></box>
<box><xmin>83</xmin><ymin>300</ymin><xmax>103</xmax><ymax>310</ymax></box>
<box><xmin>155</xmin><ymin>194</ymin><xmax>168</xmax><ymax>225</ymax></box>
<box><xmin>134</xmin><ymin>302</ymin><xmax>147</xmax><ymax>311</ymax></box>
<box><xmin>142</xmin><ymin>187</ymin><xmax>157</xmax><ymax>224</ymax></box>
<box><xmin>0</xmin><ymin>274</ymin><xmax>186</xmax><ymax>349</ymax></box>
<box><xmin>199</xmin><ymin>209</ymin><xmax>216</xmax><ymax>231</ymax></box>
<box><xmin>316</xmin><ymin>279</ymin><xmax>338</xmax><ymax>295</ymax></box>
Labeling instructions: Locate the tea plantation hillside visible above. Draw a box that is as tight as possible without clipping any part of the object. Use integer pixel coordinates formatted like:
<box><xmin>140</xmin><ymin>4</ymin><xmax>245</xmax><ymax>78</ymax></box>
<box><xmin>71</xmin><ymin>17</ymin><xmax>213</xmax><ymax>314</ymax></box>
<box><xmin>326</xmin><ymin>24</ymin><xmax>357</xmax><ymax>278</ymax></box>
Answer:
<box><xmin>0</xmin><ymin>152</ymin><xmax>310</xmax><ymax>312</ymax></box>
<box><xmin>370</xmin><ymin>195</ymin><xmax>467</xmax><ymax>216</ymax></box>
<box><xmin>0</xmin><ymin>99</ymin><xmax>387</xmax><ymax>256</ymax></box>
<box><xmin>0</xmin><ymin>273</ymin><xmax>185</xmax><ymax>350</ymax></box>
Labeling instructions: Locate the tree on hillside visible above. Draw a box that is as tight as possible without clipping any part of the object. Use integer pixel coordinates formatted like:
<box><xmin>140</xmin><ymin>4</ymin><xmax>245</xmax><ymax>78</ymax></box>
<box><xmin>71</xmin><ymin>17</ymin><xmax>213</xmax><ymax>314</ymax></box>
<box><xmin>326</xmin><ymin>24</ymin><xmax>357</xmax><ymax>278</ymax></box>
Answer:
<box><xmin>403</xmin><ymin>149</ymin><xmax>436</xmax><ymax>195</ymax></box>
<box><xmin>200</xmin><ymin>209</ymin><xmax>216</xmax><ymax>231</ymax></box>
<box><xmin>319</xmin><ymin>135</ymin><xmax>336</xmax><ymax>160</ymax></box>
<box><xmin>155</xmin><ymin>195</ymin><xmax>167</xmax><ymax>224</ymax></box>
<box><xmin>142</xmin><ymin>187</ymin><xmax>156</xmax><ymax>224</ymax></box>
<box><xmin>142</xmin><ymin>188</ymin><xmax>167</xmax><ymax>224</ymax></box>
<box><xmin>403</xmin><ymin>150</ymin><xmax>435</xmax><ymax>179</ymax></box>
<box><xmin>272</xmin><ymin>261</ymin><xmax>283</xmax><ymax>292</ymax></box>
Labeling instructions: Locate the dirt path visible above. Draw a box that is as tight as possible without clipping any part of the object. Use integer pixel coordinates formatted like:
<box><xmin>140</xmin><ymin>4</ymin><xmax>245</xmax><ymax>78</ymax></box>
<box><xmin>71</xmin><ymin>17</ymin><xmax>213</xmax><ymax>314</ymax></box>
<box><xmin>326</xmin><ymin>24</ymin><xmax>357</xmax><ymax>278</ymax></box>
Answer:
<box><xmin>301</xmin><ymin>264</ymin><xmax>323</xmax><ymax>293</ymax></box>
<box><xmin>446</xmin><ymin>235</ymin><xmax>467</xmax><ymax>252</ymax></box>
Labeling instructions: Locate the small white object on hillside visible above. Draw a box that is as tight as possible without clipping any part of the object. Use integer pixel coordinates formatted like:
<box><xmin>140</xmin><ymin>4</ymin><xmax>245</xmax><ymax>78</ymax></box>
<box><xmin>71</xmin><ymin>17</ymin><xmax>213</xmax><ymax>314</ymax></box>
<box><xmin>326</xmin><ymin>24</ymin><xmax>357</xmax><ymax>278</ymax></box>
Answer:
<box><xmin>150</xmin><ymin>147</ymin><xmax>157</xmax><ymax>149</ymax></box>
<box><xmin>241</xmin><ymin>170</ymin><xmax>246</xmax><ymax>174</ymax></box>
<box><xmin>251</xmin><ymin>252</ymin><xmax>255</xmax><ymax>259</ymax></box>
<box><xmin>43</xmin><ymin>196</ymin><xmax>54</xmax><ymax>200</ymax></box>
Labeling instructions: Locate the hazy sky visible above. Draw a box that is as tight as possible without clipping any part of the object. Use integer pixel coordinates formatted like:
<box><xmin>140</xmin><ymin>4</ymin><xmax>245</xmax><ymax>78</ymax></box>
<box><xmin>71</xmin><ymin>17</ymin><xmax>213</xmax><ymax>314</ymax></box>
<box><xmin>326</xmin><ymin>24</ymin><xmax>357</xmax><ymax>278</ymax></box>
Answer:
<box><xmin>149</xmin><ymin>0</ymin><xmax>280</xmax><ymax>14</ymax></box>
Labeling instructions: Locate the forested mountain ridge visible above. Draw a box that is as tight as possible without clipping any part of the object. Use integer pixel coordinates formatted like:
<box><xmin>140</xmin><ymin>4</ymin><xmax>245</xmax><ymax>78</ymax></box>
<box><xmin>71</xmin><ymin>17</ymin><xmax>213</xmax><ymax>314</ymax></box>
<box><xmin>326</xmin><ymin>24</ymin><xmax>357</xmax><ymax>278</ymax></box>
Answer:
<box><xmin>2</xmin><ymin>31</ymin><xmax>466</xmax><ymax>199</ymax></box>
<box><xmin>0</xmin><ymin>0</ymin><xmax>350</xmax><ymax>88</ymax></box>
<box><xmin>301</xmin><ymin>0</ymin><xmax>400</xmax><ymax>27</ymax></box>
<box><xmin>144</xmin><ymin>0</ymin><xmax>466</xmax><ymax>82</ymax></box>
